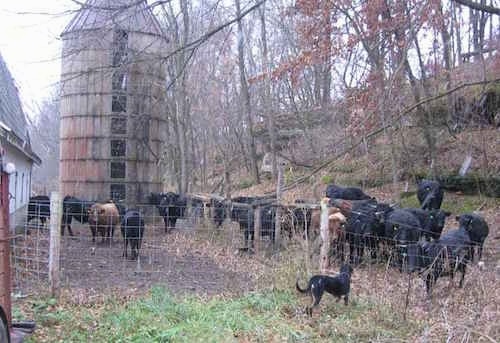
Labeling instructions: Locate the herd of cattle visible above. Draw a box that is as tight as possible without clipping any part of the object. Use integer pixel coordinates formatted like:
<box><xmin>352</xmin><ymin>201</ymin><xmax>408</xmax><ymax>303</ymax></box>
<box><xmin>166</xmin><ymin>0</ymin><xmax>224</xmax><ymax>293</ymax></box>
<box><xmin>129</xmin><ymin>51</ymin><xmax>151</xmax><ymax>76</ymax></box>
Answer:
<box><xmin>25</xmin><ymin>179</ymin><xmax>490</xmax><ymax>295</ymax></box>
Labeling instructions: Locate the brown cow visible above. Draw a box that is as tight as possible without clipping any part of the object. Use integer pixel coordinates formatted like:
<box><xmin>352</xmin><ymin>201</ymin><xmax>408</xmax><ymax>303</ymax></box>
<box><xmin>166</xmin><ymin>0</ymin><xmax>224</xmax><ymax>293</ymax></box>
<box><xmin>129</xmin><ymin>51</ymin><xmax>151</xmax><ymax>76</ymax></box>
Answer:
<box><xmin>310</xmin><ymin>206</ymin><xmax>347</xmax><ymax>263</ymax></box>
<box><xmin>88</xmin><ymin>203</ymin><xmax>120</xmax><ymax>243</ymax></box>
<box><xmin>310</xmin><ymin>207</ymin><xmax>346</xmax><ymax>238</ymax></box>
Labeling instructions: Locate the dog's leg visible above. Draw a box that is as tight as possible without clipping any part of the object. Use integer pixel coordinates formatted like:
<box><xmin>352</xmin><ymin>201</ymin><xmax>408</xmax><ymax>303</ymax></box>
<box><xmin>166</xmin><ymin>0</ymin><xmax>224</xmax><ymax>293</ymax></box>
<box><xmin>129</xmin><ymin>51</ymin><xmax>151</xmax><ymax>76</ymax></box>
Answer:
<box><xmin>344</xmin><ymin>294</ymin><xmax>349</xmax><ymax>306</ymax></box>
<box><xmin>308</xmin><ymin>288</ymin><xmax>323</xmax><ymax>317</ymax></box>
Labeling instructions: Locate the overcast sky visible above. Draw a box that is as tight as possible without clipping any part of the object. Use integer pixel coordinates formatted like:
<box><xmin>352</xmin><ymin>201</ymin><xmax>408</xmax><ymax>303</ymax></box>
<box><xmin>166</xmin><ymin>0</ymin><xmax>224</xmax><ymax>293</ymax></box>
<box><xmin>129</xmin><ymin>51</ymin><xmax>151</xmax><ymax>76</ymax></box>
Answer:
<box><xmin>0</xmin><ymin>0</ymin><xmax>78</xmax><ymax>118</ymax></box>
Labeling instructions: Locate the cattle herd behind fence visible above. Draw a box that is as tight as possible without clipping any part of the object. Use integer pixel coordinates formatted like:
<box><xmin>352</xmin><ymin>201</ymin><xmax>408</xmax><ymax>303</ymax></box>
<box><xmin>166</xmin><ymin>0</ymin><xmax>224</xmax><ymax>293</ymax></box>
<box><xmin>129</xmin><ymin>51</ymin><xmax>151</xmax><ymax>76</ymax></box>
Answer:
<box><xmin>10</xmin><ymin>189</ymin><xmax>489</xmax><ymax>302</ymax></box>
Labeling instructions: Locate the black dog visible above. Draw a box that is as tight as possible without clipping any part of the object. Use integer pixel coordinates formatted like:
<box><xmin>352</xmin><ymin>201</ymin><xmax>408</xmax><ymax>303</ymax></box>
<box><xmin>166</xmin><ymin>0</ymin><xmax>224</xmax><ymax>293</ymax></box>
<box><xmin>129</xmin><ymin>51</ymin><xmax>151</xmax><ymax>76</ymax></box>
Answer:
<box><xmin>296</xmin><ymin>264</ymin><xmax>353</xmax><ymax>316</ymax></box>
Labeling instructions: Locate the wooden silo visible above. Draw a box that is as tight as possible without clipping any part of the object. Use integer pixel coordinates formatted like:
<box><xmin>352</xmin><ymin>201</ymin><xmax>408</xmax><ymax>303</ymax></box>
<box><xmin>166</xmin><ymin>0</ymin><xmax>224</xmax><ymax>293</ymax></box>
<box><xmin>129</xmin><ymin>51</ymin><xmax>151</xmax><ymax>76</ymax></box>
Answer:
<box><xmin>59</xmin><ymin>0</ymin><xmax>167</xmax><ymax>203</ymax></box>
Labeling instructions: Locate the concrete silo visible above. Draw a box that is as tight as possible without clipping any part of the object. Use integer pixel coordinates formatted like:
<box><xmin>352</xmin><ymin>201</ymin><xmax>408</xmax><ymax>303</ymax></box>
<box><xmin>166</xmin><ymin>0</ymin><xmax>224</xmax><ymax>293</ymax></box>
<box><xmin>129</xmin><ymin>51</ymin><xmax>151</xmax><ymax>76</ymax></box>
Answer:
<box><xmin>59</xmin><ymin>0</ymin><xmax>167</xmax><ymax>203</ymax></box>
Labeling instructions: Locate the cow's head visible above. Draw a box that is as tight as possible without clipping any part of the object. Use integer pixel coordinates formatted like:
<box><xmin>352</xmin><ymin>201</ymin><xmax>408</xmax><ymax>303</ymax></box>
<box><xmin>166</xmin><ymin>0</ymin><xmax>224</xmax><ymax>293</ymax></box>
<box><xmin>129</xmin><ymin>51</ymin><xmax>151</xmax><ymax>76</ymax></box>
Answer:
<box><xmin>429</xmin><ymin>209</ymin><xmax>451</xmax><ymax>230</ymax></box>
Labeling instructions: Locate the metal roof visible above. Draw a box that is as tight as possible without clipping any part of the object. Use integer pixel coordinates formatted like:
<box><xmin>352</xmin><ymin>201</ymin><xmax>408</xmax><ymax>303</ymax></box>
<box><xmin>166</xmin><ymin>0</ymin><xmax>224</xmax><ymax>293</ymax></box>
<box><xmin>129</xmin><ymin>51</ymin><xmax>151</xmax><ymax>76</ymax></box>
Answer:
<box><xmin>0</xmin><ymin>53</ymin><xmax>41</xmax><ymax>164</ymax></box>
<box><xmin>61</xmin><ymin>0</ymin><xmax>165</xmax><ymax>37</ymax></box>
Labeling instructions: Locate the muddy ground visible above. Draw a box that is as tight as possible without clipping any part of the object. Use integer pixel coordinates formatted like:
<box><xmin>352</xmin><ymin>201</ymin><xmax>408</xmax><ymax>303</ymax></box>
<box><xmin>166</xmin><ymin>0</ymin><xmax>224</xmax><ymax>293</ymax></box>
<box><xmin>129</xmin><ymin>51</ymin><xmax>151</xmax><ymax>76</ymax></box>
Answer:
<box><xmin>12</xmin><ymin>219</ymin><xmax>255</xmax><ymax>298</ymax></box>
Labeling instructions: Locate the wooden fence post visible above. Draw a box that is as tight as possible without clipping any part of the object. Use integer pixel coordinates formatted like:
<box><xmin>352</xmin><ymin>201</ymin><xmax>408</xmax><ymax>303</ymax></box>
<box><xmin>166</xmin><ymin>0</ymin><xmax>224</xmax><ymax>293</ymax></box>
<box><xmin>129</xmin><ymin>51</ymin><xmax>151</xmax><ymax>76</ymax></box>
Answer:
<box><xmin>253</xmin><ymin>206</ymin><xmax>261</xmax><ymax>253</ymax></box>
<box><xmin>319</xmin><ymin>198</ymin><xmax>330</xmax><ymax>273</ymax></box>
<box><xmin>0</xmin><ymin>171</ymin><xmax>12</xmax><ymax>327</ymax></box>
<box><xmin>274</xmin><ymin>163</ymin><xmax>284</xmax><ymax>249</ymax></box>
<box><xmin>49</xmin><ymin>191</ymin><xmax>62</xmax><ymax>297</ymax></box>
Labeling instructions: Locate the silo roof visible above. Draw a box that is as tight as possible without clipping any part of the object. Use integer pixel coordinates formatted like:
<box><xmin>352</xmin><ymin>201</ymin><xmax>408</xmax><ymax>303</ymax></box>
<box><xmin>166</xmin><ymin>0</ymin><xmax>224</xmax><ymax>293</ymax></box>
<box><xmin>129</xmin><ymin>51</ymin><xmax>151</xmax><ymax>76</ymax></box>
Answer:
<box><xmin>62</xmin><ymin>0</ymin><xmax>165</xmax><ymax>37</ymax></box>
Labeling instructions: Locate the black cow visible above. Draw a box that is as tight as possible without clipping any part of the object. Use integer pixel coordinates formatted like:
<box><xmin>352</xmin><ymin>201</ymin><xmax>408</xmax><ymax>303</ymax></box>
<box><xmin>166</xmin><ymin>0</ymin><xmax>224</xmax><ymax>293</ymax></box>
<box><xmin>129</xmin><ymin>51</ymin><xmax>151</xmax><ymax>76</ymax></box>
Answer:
<box><xmin>456</xmin><ymin>213</ymin><xmax>489</xmax><ymax>261</ymax></box>
<box><xmin>229</xmin><ymin>195</ymin><xmax>270</xmax><ymax>246</ymax></box>
<box><xmin>345</xmin><ymin>199</ymin><xmax>392</xmax><ymax>264</ymax></box>
<box><xmin>121</xmin><ymin>210</ymin><xmax>145</xmax><ymax>260</ymax></box>
<box><xmin>231</xmin><ymin>195</ymin><xmax>275</xmax><ymax>204</ymax></box>
<box><xmin>231</xmin><ymin>196</ymin><xmax>256</xmax><ymax>204</ymax></box>
<box><xmin>211</xmin><ymin>199</ymin><xmax>227</xmax><ymax>227</ymax></box>
<box><xmin>112</xmin><ymin>200</ymin><xmax>127</xmax><ymax>220</ymax></box>
<box><xmin>61</xmin><ymin>196</ymin><xmax>94</xmax><ymax>236</ymax></box>
<box><xmin>383</xmin><ymin>209</ymin><xmax>422</xmax><ymax>271</ymax></box>
<box><xmin>417</xmin><ymin>179</ymin><xmax>444</xmax><ymax>210</ymax></box>
<box><xmin>231</xmin><ymin>202</ymin><xmax>255</xmax><ymax>248</ymax></box>
<box><xmin>326</xmin><ymin>184</ymin><xmax>372</xmax><ymax>201</ymax></box>
<box><xmin>27</xmin><ymin>195</ymin><xmax>50</xmax><ymax>228</ymax></box>
<box><xmin>230</xmin><ymin>201</ymin><xmax>276</xmax><ymax>249</ymax></box>
<box><xmin>404</xmin><ymin>208</ymin><xmax>451</xmax><ymax>241</ymax></box>
<box><xmin>148</xmin><ymin>192</ymin><xmax>187</xmax><ymax>232</ymax></box>
<box><xmin>409</xmin><ymin>227</ymin><xmax>473</xmax><ymax>295</ymax></box>
<box><xmin>260</xmin><ymin>205</ymin><xmax>277</xmax><ymax>243</ymax></box>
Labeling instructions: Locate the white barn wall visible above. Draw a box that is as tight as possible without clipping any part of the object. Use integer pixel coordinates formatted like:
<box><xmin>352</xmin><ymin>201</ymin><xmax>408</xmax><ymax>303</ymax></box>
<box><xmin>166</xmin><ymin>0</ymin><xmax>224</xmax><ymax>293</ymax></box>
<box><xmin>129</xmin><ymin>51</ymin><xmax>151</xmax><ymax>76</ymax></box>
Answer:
<box><xmin>4</xmin><ymin>145</ymin><xmax>33</xmax><ymax>229</ymax></box>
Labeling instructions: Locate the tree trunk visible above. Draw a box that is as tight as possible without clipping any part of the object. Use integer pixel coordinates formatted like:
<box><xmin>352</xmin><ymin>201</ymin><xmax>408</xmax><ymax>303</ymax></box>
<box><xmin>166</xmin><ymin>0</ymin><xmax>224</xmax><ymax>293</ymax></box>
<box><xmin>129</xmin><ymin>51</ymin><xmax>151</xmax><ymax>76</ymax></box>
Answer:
<box><xmin>321</xmin><ymin>3</ymin><xmax>332</xmax><ymax>109</ymax></box>
<box><xmin>179</xmin><ymin>0</ymin><xmax>190</xmax><ymax>193</ymax></box>
<box><xmin>259</xmin><ymin>4</ymin><xmax>277</xmax><ymax>179</ymax></box>
<box><xmin>438</xmin><ymin>3</ymin><xmax>455</xmax><ymax>127</ymax></box>
<box><xmin>453</xmin><ymin>2</ymin><xmax>463</xmax><ymax>65</ymax></box>
<box><xmin>236</xmin><ymin>0</ymin><xmax>260</xmax><ymax>185</ymax></box>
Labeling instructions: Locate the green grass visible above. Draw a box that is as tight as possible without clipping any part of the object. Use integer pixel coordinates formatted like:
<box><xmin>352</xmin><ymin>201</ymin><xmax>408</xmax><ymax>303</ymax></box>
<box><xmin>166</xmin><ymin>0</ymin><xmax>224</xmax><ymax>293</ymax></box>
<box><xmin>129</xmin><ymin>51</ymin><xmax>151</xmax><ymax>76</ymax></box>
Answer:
<box><xmin>18</xmin><ymin>286</ymin><xmax>422</xmax><ymax>343</ymax></box>
<box><xmin>399</xmin><ymin>191</ymin><xmax>500</xmax><ymax>214</ymax></box>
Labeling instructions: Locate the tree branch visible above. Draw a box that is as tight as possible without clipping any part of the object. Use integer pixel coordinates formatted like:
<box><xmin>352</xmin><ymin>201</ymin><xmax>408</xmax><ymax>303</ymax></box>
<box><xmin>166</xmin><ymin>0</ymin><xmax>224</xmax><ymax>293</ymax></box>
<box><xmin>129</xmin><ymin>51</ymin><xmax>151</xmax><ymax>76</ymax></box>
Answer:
<box><xmin>452</xmin><ymin>0</ymin><xmax>500</xmax><ymax>15</ymax></box>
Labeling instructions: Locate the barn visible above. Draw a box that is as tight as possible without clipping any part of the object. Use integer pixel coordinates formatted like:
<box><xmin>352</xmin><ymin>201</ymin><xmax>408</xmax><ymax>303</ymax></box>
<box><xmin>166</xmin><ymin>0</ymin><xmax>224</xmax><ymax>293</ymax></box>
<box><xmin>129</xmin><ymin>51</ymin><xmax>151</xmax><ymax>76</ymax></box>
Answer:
<box><xmin>0</xmin><ymin>52</ymin><xmax>41</xmax><ymax>229</ymax></box>
<box><xmin>59</xmin><ymin>0</ymin><xmax>168</xmax><ymax>203</ymax></box>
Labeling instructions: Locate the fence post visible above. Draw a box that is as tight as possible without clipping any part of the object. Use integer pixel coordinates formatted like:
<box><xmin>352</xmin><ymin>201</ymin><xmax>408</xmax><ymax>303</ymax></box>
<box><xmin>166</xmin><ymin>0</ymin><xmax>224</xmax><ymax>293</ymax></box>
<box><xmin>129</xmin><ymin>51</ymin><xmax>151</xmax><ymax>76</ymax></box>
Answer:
<box><xmin>274</xmin><ymin>163</ymin><xmax>284</xmax><ymax>249</ymax></box>
<box><xmin>319</xmin><ymin>198</ymin><xmax>330</xmax><ymax>273</ymax></box>
<box><xmin>0</xmin><ymin>171</ymin><xmax>12</xmax><ymax>327</ymax></box>
<box><xmin>49</xmin><ymin>191</ymin><xmax>62</xmax><ymax>297</ymax></box>
<box><xmin>253</xmin><ymin>205</ymin><xmax>261</xmax><ymax>253</ymax></box>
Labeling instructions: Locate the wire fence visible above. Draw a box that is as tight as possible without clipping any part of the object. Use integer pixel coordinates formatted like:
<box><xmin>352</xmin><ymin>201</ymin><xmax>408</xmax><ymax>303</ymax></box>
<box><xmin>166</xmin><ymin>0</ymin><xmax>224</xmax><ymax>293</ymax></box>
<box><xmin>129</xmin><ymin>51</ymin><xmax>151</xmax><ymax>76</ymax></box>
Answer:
<box><xmin>10</xmin><ymin>194</ymin><xmax>487</xmax><ymax>299</ymax></box>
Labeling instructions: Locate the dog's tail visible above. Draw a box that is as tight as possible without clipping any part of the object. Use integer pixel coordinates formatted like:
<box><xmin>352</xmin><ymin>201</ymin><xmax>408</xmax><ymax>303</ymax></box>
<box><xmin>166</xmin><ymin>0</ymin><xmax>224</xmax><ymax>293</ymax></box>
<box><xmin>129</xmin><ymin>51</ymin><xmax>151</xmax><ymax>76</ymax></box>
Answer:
<box><xmin>295</xmin><ymin>279</ymin><xmax>309</xmax><ymax>294</ymax></box>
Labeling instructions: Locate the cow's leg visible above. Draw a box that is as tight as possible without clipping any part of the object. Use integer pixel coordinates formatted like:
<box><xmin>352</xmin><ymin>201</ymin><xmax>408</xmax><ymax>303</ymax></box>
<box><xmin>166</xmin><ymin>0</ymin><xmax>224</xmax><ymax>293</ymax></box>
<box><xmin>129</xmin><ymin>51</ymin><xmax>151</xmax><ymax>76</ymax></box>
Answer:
<box><xmin>244</xmin><ymin>227</ymin><xmax>250</xmax><ymax>249</ymax></box>
<box><xmin>459</xmin><ymin>264</ymin><xmax>466</xmax><ymax>288</ymax></box>
<box><xmin>425</xmin><ymin>274</ymin><xmax>434</xmax><ymax>297</ymax></box>
<box><xmin>132</xmin><ymin>239</ymin><xmax>138</xmax><ymax>259</ymax></box>
<box><xmin>470</xmin><ymin>245</ymin><xmax>475</xmax><ymax>262</ymax></box>
<box><xmin>67</xmin><ymin>221</ymin><xmax>74</xmax><ymax>236</ymax></box>
<box><xmin>358</xmin><ymin>242</ymin><xmax>364</xmax><ymax>265</ymax></box>
<box><xmin>163</xmin><ymin>216</ymin><xmax>168</xmax><ymax>233</ymax></box>
<box><xmin>60</xmin><ymin>214</ymin><xmax>67</xmax><ymax>236</ymax></box>
<box><xmin>101</xmin><ymin>226</ymin><xmax>106</xmax><ymax>243</ymax></box>
<box><xmin>370</xmin><ymin>238</ymin><xmax>378</xmax><ymax>260</ymax></box>
<box><xmin>91</xmin><ymin>226</ymin><xmax>96</xmax><ymax>243</ymax></box>
<box><xmin>349</xmin><ymin>241</ymin><xmax>356</xmax><ymax>264</ymax></box>
<box><xmin>123</xmin><ymin>238</ymin><xmax>128</xmax><ymax>258</ymax></box>
<box><xmin>137</xmin><ymin>236</ymin><xmax>143</xmax><ymax>251</ymax></box>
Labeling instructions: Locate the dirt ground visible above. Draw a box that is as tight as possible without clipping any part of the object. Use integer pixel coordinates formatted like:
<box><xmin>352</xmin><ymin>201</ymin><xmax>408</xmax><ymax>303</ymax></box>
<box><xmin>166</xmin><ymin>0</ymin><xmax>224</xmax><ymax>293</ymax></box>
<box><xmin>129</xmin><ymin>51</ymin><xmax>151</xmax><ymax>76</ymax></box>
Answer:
<box><xmin>12</xmin><ymin>219</ymin><xmax>255</xmax><ymax>299</ymax></box>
